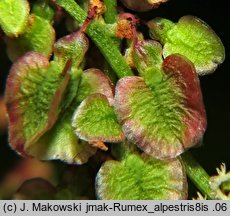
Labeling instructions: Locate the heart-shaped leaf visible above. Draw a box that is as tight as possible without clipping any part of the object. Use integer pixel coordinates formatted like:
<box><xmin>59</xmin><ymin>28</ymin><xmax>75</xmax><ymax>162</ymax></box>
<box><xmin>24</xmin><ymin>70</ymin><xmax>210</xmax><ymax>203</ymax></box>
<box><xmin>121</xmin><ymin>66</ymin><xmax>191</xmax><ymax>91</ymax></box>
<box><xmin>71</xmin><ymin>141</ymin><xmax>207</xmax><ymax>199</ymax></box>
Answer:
<box><xmin>96</xmin><ymin>152</ymin><xmax>187</xmax><ymax>199</ymax></box>
<box><xmin>0</xmin><ymin>0</ymin><xmax>29</xmax><ymax>37</ymax></box>
<box><xmin>5</xmin><ymin>52</ymin><xmax>71</xmax><ymax>155</ymax></box>
<box><xmin>148</xmin><ymin>16</ymin><xmax>225</xmax><ymax>75</ymax></box>
<box><xmin>120</xmin><ymin>0</ymin><xmax>168</xmax><ymax>12</ymax></box>
<box><xmin>6</xmin><ymin>14</ymin><xmax>55</xmax><ymax>61</ymax></box>
<box><xmin>115</xmin><ymin>54</ymin><xmax>207</xmax><ymax>159</ymax></box>
<box><xmin>72</xmin><ymin>93</ymin><xmax>124</xmax><ymax>145</ymax></box>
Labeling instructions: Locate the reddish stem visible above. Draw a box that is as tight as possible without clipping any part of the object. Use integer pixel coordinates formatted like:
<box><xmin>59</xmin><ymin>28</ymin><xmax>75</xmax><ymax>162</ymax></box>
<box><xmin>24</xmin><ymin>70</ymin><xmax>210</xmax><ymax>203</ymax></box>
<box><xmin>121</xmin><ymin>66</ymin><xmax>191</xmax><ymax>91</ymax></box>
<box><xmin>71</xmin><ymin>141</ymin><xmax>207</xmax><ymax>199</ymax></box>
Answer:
<box><xmin>80</xmin><ymin>6</ymin><xmax>98</xmax><ymax>33</ymax></box>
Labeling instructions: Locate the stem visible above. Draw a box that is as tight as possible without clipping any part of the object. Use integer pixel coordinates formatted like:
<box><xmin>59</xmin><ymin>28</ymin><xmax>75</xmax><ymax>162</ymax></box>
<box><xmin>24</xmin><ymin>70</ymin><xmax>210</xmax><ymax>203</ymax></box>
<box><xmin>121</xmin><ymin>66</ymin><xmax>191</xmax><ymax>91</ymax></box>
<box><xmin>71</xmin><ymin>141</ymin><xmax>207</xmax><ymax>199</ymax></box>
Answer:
<box><xmin>182</xmin><ymin>151</ymin><xmax>218</xmax><ymax>200</ymax></box>
<box><xmin>55</xmin><ymin>0</ymin><xmax>86</xmax><ymax>25</ymax></box>
<box><xmin>104</xmin><ymin>0</ymin><xmax>117</xmax><ymax>24</ymax></box>
<box><xmin>103</xmin><ymin>0</ymin><xmax>119</xmax><ymax>83</ymax></box>
<box><xmin>55</xmin><ymin>0</ymin><xmax>133</xmax><ymax>78</ymax></box>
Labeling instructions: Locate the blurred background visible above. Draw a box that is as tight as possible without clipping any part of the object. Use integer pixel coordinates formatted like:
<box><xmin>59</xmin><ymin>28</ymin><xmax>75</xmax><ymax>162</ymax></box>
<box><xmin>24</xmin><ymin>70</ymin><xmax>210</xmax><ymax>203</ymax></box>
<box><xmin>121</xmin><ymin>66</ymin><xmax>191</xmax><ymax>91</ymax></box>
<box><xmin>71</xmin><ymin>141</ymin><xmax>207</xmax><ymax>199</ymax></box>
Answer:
<box><xmin>0</xmin><ymin>0</ymin><xmax>229</xmax><ymax>198</ymax></box>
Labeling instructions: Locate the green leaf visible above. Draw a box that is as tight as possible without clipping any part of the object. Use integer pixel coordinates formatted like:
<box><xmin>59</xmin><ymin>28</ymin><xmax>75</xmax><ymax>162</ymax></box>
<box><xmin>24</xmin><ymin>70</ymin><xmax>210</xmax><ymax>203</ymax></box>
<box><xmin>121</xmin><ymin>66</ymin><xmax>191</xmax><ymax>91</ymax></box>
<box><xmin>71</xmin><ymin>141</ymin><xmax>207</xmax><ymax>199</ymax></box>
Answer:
<box><xmin>115</xmin><ymin>54</ymin><xmax>207</xmax><ymax>159</ymax></box>
<box><xmin>148</xmin><ymin>16</ymin><xmax>225</xmax><ymax>75</ymax></box>
<box><xmin>96</xmin><ymin>152</ymin><xmax>187</xmax><ymax>200</ymax></box>
<box><xmin>72</xmin><ymin>93</ymin><xmax>124</xmax><ymax>144</ymax></box>
<box><xmin>0</xmin><ymin>0</ymin><xmax>29</xmax><ymax>37</ymax></box>
<box><xmin>6</xmin><ymin>14</ymin><xmax>55</xmax><ymax>61</ymax></box>
<box><xmin>5</xmin><ymin>52</ymin><xmax>71</xmax><ymax>155</ymax></box>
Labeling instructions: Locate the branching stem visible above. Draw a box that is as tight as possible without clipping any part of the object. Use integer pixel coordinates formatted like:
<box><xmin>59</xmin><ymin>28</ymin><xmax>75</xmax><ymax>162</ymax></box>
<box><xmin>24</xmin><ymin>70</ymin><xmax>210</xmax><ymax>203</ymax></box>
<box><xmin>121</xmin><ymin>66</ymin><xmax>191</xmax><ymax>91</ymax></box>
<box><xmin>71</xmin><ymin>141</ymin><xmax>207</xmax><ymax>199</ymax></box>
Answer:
<box><xmin>55</xmin><ymin>0</ymin><xmax>133</xmax><ymax>78</ymax></box>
